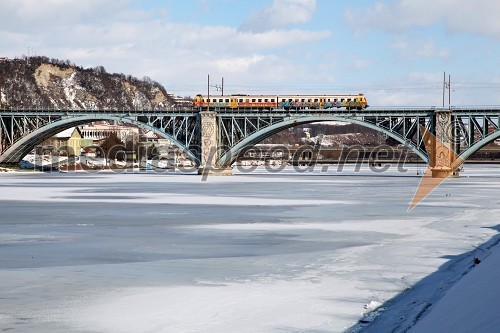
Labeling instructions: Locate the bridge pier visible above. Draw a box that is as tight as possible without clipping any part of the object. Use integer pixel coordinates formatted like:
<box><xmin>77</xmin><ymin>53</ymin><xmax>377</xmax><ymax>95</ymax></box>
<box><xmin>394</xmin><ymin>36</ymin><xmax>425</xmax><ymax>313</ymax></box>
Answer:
<box><xmin>198</xmin><ymin>111</ymin><xmax>233</xmax><ymax>176</ymax></box>
<box><xmin>429</xmin><ymin>110</ymin><xmax>461</xmax><ymax>178</ymax></box>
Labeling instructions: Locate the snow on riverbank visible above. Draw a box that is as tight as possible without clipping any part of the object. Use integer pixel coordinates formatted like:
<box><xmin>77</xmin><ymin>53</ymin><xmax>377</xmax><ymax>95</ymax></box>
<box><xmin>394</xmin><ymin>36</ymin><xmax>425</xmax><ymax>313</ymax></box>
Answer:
<box><xmin>408</xmin><ymin>237</ymin><xmax>500</xmax><ymax>333</ymax></box>
<box><xmin>0</xmin><ymin>165</ymin><xmax>498</xmax><ymax>332</ymax></box>
<box><xmin>348</xmin><ymin>233</ymin><xmax>500</xmax><ymax>332</ymax></box>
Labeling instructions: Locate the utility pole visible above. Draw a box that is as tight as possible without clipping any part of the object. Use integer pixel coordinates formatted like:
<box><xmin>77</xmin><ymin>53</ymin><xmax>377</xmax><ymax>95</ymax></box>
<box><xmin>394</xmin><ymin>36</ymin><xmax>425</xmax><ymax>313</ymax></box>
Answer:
<box><xmin>448</xmin><ymin>74</ymin><xmax>451</xmax><ymax>109</ymax></box>
<box><xmin>442</xmin><ymin>72</ymin><xmax>451</xmax><ymax>109</ymax></box>
<box><xmin>208</xmin><ymin>74</ymin><xmax>223</xmax><ymax>96</ymax></box>
<box><xmin>442</xmin><ymin>71</ymin><xmax>446</xmax><ymax>109</ymax></box>
<box><xmin>207</xmin><ymin>74</ymin><xmax>225</xmax><ymax>110</ymax></box>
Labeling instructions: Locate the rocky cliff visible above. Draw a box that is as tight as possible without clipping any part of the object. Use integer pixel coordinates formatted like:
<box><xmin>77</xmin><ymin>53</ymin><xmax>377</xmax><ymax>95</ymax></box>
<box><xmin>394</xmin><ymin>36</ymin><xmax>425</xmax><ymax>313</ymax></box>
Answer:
<box><xmin>0</xmin><ymin>56</ymin><xmax>175</xmax><ymax>110</ymax></box>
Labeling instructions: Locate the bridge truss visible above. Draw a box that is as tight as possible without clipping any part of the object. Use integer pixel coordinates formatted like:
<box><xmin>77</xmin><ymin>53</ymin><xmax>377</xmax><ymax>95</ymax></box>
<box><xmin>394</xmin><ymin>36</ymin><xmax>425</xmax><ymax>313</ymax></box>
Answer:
<box><xmin>0</xmin><ymin>107</ymin><xmax>498</xmax><ymax>169</ymax></box>
<box><xmin>216</xmin><ymin>107</ymin><xmax>499</xmax><ymax>166</ymax></box>
<box><xmin>0</xmin><ymin>109</ymin><xmax>199</xmax><ymax>164</ymax></box>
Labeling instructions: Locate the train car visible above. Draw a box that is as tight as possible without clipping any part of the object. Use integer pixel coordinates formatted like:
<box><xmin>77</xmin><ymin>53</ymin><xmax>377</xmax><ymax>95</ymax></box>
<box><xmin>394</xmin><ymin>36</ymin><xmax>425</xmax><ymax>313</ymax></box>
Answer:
<box><xmin>193</xmin><ymin>93</ymin><xmax>368</xmax><ymax>111</ymax></box>
<box><xmin>192</xmin><ymin>94</ymin><xmax>277</xmax><ymax>110</ymax></box>
<box><xmin>277</xmin><ymin>94</ymin><xmax>368</xmax><ymax>110</ymax></box>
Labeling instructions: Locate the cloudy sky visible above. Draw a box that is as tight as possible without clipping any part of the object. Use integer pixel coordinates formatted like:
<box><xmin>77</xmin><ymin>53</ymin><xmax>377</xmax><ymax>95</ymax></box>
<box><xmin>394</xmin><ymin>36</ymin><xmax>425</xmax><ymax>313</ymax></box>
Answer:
<box><xmin>1</xmin><ymin>0</ymin><xmax>500</xmax><ymax>106</ymax></box>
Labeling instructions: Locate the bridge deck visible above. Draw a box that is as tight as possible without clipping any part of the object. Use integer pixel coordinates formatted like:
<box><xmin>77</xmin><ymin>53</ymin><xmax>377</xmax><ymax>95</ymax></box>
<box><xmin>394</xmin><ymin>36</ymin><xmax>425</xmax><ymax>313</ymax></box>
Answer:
<box><xmin>2</xmin><ymin>106</ymin><xmax>500</xmax><ymax>116</ymax></box>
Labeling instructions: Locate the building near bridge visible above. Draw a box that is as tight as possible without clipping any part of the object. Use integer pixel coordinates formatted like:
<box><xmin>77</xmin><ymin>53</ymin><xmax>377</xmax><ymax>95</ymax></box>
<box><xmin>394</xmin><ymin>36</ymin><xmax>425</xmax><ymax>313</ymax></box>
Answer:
<box><xmin>168</xmin><ymin>94</ymin><xmax>192</xmax><ymax>108</ymax></box>
<box><xmin>39</xmin><ymin>127</ymin><xmax>82</xmax><ymax>156</ymax></box>
<box><xmin>79</xmin><ymin>123</ymin><xmax>140</xmax><ymax>144</ymax></box>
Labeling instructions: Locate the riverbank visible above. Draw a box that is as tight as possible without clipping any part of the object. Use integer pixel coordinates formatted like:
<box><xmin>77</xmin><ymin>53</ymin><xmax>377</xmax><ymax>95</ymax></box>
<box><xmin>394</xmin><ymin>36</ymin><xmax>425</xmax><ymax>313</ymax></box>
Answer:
<box><xmin>349</xmin><ymin>233</ymin><xmax>500</xmax><ymax>332</ymax></box>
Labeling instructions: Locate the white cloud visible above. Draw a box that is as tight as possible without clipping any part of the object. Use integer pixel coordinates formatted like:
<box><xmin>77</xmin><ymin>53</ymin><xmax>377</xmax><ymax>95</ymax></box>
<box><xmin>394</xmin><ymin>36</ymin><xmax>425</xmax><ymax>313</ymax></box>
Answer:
<box><xmin>0</xmin><ymin>0</ymin><xmax>333</xmax><ymax>97</ymax></box>
<box><xmin>0</xmin><ymin>0</ymin><xmax>130</xmax><ymax>32</ymax></box>
<box><xmin>240</xmin><ymin>0</ymin><xmax>316</xmax><ymax>32</ymax></box>
<box><xmin>237</xmin><ymin>29</ymin><xmax>331</xmax><ymax>50</ymax></box>
<box><xmin>215</xmin><ymin>55</ymin><xmax>268</xmax><ymax>73</ymax></box>
<box><xmin>353</xmin><ymin>59</ymin><xmax>373</xmax><ymax>70</ymax></box>
<box><xmin>347</xmin><ymin>0</ymin><xmax>500</xmax><ymax>39</ymax></box>
<box><xmin>390</xmin><ymin>39</ymin><xmax>449</xmax><ymax>59</ymax></box>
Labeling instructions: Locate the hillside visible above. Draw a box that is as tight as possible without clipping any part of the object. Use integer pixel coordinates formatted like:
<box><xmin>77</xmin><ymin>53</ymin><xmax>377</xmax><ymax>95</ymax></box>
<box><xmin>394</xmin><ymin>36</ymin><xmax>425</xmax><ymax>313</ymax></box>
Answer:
<box><xmin>0</xmin><ymin>56</ymin><xmax>175</xmax><ymax>110</ymax></box>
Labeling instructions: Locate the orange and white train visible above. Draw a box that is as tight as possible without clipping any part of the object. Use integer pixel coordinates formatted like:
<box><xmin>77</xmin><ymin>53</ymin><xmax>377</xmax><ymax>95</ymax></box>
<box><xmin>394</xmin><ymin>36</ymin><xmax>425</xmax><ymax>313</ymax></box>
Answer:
<box><xmin>193</xmin><ymin>93</ymin><xmax>368</xmax><ymax>111</ymax></box>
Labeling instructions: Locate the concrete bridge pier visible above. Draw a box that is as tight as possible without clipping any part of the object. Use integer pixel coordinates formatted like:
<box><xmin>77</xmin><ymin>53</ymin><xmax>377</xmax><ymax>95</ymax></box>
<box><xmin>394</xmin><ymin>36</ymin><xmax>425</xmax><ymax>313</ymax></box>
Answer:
<box><xmin>198</xmin><ymin>111</ymin><xmax>233</xmax><ymax>176</ymax></box>
<box><xmin>430</xmin><ymin>110</ymin><xmax>461</xmax><ymax>178</ymax></box>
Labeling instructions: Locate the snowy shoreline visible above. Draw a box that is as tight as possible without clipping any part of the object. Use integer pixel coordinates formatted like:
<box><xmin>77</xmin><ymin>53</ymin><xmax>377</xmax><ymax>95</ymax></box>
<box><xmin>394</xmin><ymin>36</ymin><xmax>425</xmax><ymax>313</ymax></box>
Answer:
<box><xmin>349</xmin><ymin>233</ymin><xmax>500</xmax><ymax>332</ymax></box>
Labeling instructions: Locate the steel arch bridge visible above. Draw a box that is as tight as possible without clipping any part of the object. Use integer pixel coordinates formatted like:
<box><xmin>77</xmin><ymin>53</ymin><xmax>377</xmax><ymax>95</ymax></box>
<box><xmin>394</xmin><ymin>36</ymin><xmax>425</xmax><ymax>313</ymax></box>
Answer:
<box><xmin>0</xmin><ymin>109</ymin><xmax>200</xmax><ymax>164</ymax></box>
<box><xmin>0</xmin><ymin>106</ymin><xmax>499</xmax><ymax>176</ymax></box>
<box><xmin>214</xmin><ymin>107</ymin><xmax>500</xmax><ymax>168</ymax></box>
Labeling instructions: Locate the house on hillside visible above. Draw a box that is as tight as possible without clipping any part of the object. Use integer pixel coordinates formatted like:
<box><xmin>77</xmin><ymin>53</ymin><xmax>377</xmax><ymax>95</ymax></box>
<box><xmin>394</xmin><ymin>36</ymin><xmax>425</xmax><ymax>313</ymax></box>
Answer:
<box><xmin>40</xmin><ymin>127</ymin><xmax>83</xmax><ymax>156</ymax></box>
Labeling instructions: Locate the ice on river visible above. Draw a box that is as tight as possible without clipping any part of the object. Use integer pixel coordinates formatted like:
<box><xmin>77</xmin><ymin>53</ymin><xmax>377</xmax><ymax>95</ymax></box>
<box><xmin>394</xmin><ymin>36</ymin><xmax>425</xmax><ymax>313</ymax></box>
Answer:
<box><xmin>0</xmin><ymin>164</ymin><xmax>499</xmax><ymax>332</ymax></box>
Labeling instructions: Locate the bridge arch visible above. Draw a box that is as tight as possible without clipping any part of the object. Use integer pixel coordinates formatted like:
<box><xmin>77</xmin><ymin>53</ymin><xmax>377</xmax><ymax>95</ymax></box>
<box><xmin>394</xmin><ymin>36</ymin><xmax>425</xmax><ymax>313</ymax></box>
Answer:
<box><xmin>0</xmin><ymin>114</ymin><xmax>199</xmax><ymax>164</ymax></box>
<box><xmin>459</xmin><ymin>131</ymin><xmax>500</xmax><ymax>162</ymax></box>
<box><xmin>217</xmin><ymin>116</ymin><xmax>430</xmax><ymax>167</ymax></box>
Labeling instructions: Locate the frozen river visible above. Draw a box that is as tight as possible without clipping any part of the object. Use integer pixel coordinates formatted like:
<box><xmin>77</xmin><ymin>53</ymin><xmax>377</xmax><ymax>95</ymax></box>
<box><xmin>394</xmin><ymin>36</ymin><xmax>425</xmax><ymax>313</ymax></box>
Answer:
<box><xmin>0</xmin><ymin>165</ymin><xmax>499</xmax><ymax>332</ymax></box>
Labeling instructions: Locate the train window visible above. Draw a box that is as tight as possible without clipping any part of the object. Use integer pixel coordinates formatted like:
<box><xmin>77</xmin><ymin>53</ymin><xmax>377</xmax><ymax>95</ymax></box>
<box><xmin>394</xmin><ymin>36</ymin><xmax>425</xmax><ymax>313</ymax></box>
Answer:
<box><xmin>295</xmin><ymin>99</ymin><xmax>299</xmax><ymax>102</ymax></box>
<box><xmin>258</xmin><ymin>99</ymin><xmax>262</xmax><ymax>102</ymax></box>
<box><xmin>281</xmin><ymin>99</ymin><xmax>285</xmax><ymax>102</ymax></box>
<box><xmin>347</xmin><ymin>98</ymin><xmax>351</xmax><ymax>102</ymax></box>
<box><xmin>314</xmin><ymin>99</ymin><xmax>318</xmax><ymax>102</ymax></box>
<box><xmin>239</xmin><ymin>99</ymin><xmax>243</xmax><ymax>103</ymax></box>
<box><xmin>341</xmin><ymin>99</ymin><xmax>344</xmax><ymax>102</ymax></box>
<box><xmin>288</xmin><ymin>99</ymin><xmax>292</xmax><ymax>102</ymax></box>
<box><xmin>264</xmin><ymin>99</ymin><xmax>268</xmax><ymax>102</ymax></box>
<box><xmin>271</xmin><ymin>99</ymin><xmax>275</xmax><ymax>102</ymax></box>
<box><xmin>327</xmin><ymin>99</ymin><xmax>331</xmax><ymax>102</ymax></box>
<box><xmin>334</xmin><ymin>99</ymin><xmax>337</xmax><ymax>102</ymax></box>
<box><xmin>252</xmin><ymin>99</ymin><xmax>256</xmax><ymax>102</ymax></box>
<box><xmin>301</xmin><ymin>99</ymin><xmax>305</xmax><ymax>102</ymax></box>
<box><xmin>225</xmin><ymin>99</ymin><xmax>230</xmax><ymax>103</ymax></box>
<box><xmin>207</xmin><ymin>99</ymin><xmax>211</xmax><ymax>102</ymax></box>
<box><xmin>308</xmin><ymin>99</ymin><xmax>311</xmax><ymax>102</ymax></box>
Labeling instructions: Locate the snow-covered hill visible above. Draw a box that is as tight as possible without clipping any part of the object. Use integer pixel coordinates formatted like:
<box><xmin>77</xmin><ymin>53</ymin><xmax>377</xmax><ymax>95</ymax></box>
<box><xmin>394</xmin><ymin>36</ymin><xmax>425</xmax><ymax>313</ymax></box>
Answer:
<box><xmin>0</xmin><ymin>56</ymin><xmax>175</xmax><ymax>110</ymax></box>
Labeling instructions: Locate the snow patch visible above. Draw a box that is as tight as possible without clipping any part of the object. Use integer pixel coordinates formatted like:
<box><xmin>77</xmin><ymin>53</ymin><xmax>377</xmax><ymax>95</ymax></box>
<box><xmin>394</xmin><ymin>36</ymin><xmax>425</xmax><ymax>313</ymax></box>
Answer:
<box><xmin>43</xmin><ymin>280</ymin><xmax>364</xmax><ymax>333</ymax></box>
<box><xmin>0</xmin><ymin>187</ymin><xmax>354</xmax><ymax>206</ymax></box>
<box><xmin>364</xmin><ymin>300</ymin><xmax>383</xmax><ymax>312</ymax></box>
<box><xmin>0</xmin><ymin>313</ymin><xmax>13</xmax><ymax>325</ymax></box>
<box><xmin>63</xmin><ymin>72</ymin><xmax>79</xmax><ymax>108</ymax></box>
<box><xmin>0</xmin><ymin>233</ymin><xmax>67</xmax><ymax>244</ymax></box>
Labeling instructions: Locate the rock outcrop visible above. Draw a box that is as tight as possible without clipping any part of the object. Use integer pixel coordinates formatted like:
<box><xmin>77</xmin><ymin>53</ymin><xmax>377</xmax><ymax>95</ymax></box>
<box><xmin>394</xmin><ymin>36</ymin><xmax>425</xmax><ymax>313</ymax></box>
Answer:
<box><xmin>0</xmin><ymin>56</ymin><xmax>175</xmax><ymax>110</ymax></box>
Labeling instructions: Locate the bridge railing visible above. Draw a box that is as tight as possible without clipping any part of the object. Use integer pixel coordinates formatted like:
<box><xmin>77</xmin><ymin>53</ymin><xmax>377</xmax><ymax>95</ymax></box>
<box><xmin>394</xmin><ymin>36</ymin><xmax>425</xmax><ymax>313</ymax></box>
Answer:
<box><xmin>215</xmin><ymin>107</ymin><xmax>438</xmax><ymax>114</ymax></box>
<box><xmin>1</xmin><ymin>105</ymin><xmax>500</xmax><ymax>114</ymax></box>
<box><xmin>0</xmin><ymin>106</ymin><xmax>196</xmax><ymax>113</ymax></box>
